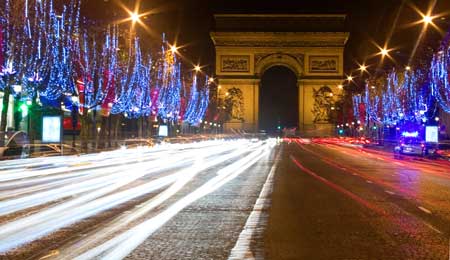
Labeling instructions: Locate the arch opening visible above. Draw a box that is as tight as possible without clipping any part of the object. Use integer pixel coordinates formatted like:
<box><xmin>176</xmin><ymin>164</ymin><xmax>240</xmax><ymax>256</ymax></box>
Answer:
<box><xmin>259</xmin><ymin>66</ymin><xmax>298</xmax><ymax>133</ymax></box>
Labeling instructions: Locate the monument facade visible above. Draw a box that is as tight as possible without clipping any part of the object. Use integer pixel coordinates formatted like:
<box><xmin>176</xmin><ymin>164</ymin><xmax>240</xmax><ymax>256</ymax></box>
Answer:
<box><xmin>210</xmin><ymin>14</ymin><xmax>349</xmax><ymax>135</ymax></box>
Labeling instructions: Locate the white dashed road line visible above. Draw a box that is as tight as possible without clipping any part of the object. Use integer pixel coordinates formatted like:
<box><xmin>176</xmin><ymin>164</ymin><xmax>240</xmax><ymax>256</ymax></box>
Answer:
<box><xmin>418</xmin><ymin>206</ymin><xmax>432</xmax><ymax>214</ymax></box>
<box><xmin>228</xmin><ymin>151</ymin><xmax>281</xmax><ymax>260</ymax></box>
<box><xmin>384</xmin><ymin>190</ymin><xmax>395</xmax><ymax>195</ymax></box>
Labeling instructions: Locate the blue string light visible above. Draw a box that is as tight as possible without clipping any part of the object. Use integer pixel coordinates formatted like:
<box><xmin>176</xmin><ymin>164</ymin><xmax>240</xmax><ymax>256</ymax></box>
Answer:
<box><xmin>183</xmin><ymin>73</ymin><xmax>199</xmax><ymax>124</ymax></box>
<box><xmin>358</xmin><ymin>67</ymin><xmax>431</xmax><ymax>127</ymax></box>
<box><xmin>1</xmin><ymin>1</ymin><xmax>209</xmax><ymax>126</ymax></box>
<box><xmin>430</xmin><ymin>35</ymin><xmax>450</xmax><ymax>114</ymax></box>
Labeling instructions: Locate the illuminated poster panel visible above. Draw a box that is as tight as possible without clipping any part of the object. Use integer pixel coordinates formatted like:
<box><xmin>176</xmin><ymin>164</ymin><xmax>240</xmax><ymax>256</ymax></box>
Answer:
<box><xmin>425</xmin><ymin>126</ymin><xmax>438</xmax><ymax>143</ymax></box>
<box><xmin>158</xmin><ymin>125</ymin><xmax>168</xmax><ymax>137</ymax></box>
<box><xmin>42</xmin><ymin>116</ymin><xmax>61</xmax><ymax>143</ymax></box>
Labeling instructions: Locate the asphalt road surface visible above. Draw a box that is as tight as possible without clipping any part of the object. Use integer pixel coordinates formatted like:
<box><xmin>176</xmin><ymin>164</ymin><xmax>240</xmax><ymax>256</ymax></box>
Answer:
<box><xmin>0</xmin><ymin>138</ymin><xmax>449</xmax><ymax>259</ymax></box>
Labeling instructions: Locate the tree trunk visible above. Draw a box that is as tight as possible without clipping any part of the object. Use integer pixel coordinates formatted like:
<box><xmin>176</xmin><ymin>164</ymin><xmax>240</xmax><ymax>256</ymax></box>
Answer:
<box><xmin>13</xmin><ymin>97</ymin><xmax>21</xmax><ymax>132</ymax></box>
<box><xmin>97</xmin><ymin>116</ymin><xmax>108</xmax><ymax>149</ymax></box>
<box><xmin>138</xmin><ymin>117</ymin><xmax>143</xmax><ymax>138</ymax></box>
<box><xmin>113</xmin><ymin>114</ymin><xmax>121</xmax><ymax>147</ymax></box>
<box><xmin>91</xmin><ymin>110</ymin><xmax>97</xmax><ymax>151</ymax></box>
<box><xmin>79</xmin><ymin>114</ymin><xmax>90</xmax><ymax>153</ymax></box>
<box><xmin>0</xmin><ymin>87</ymin><xmax>11</xmax><ymax>146</ymax></box>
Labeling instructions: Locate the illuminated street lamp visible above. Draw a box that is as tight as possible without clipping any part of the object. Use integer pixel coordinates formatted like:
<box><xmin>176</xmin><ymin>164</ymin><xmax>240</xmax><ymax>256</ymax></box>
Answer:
<box><xmin>380</xmin><ymin>48</ymin><xmax>389</xmax><ymax>57</ymax></box>
<box><xmin>347</xmin><ymin>75</ymin><xmax>353</xmax><ymax>82</ymax></box>
<box><xmin>359</xmin><ymin>64</ymin><xmax>367</xmax><ymax>72</ymax></box>
<box><xmin>422</xmin><ymin>15</ymin><xmax>433</xmax><ymax>24</ymax></box>
<box><xmin>194</xmin><ymin>65</ymin><xmax>201</xmax><ymax>72</ymax></box>
<box><xmin>130</xmin><ymin>12</ymin><xmax>140</xmax><ymax>23</ymax></box>
<box><xmin>405</xmin><ymin>66</ymin><xmax>411</xmax><ymax>71</ymax></box>
<box><xmin>170</xmin><ymin>45</ymin><xmax>178</xmax><ymax>53</ymax></box>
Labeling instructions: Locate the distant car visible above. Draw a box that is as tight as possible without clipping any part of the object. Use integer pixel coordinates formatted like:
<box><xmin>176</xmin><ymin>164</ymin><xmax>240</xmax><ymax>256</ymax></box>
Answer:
<box><xmin>120</xmin><ymin>139</ymin><xmax>154</xmax><ymax>149</ymax></box>
<box><xmin>394</xmin><ymin>137</ymin><xmax>426</xmax><ymax>157</ymax></box>
<box><xmin>436</xmin><ymin>143</ymin><xmax>450</xmax><ymax>160</ymax></box>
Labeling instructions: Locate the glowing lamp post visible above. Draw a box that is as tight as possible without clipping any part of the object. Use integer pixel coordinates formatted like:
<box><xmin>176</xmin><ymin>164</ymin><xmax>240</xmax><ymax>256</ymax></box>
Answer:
<box><xmin>131</xmin><ymin>12</ymin><xmax>140</xmax><ymax>23</ymax></box>
<box><xmin>422</xmin><ymin>15</ymin><xmax>433</xmax><ymax>25</ymax></box>
<box><xmin>380</xmin><ymin>48</ymin><xmax>388</xmax><ymax>56</ymax></box>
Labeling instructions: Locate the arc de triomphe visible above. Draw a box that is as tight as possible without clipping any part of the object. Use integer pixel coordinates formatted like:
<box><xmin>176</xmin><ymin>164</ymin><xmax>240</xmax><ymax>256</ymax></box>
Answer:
<box><xmin>210</xmin><ymin>14</ymin><xmax>349</xmax><ymax>135</ymax></box>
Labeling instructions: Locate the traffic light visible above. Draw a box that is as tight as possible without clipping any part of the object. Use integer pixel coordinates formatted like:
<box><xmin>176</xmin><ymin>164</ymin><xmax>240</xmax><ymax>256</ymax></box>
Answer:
<box><xmin>338</xmin><ymin>129</ymin><xmax>344</xmax><ymax>135</ymax></box>
<box><xmin>373</xmin><ymin>126</ymin><xmax>377</xmax><ymax>130</ymax></box>
<box><xmin>19</xmin><ymin>102</ymin><xmax>30</xmax><ymax>117</ymax></box>
<box><xmin>277</xmin><ymin>125</ymin><xmax>281</xmax><ymax>130</ymax></box>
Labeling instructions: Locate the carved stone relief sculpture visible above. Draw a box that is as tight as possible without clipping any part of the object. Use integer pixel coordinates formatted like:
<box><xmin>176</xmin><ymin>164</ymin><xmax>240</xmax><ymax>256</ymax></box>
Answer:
<box><xmin>221</xmin><ymin>55</ymin><xmax>250</xmax><ymax>72</ymax></box>
<box><xmin>312</xmin><ymin>86</ymin><xmax>334</xmax><ymax>123</ymax></box>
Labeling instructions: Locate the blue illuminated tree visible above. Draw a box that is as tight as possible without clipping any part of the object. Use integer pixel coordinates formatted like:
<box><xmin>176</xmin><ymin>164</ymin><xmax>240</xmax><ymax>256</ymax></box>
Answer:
<box><xmin>157</xmin><ymin>35</ymin><xmax>181</xmax><ymax>122</ymax></box>
<box><xmin>0</xmin><ymin>0</ymin><xmax>82</xmax><ymax>144</ymax></box>
<box><xmin>430</xmin><ymin>33</ymin><xmax>450</xmax><ymax>114</ymax></box>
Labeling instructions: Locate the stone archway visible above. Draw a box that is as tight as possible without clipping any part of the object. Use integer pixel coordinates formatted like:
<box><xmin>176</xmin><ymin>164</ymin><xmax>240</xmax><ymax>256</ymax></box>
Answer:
<box><xmin>259</xmin><ymin>65</ymin><xmax>299</xmax><ymax>132</ymax></box>
<box><xmin>210</xmin><ymin>14</ymin><xmax>349</xmax><ymax>135</ymax></box>
<box><xmin>255</xmin><ymin>53</ymin><xmax>303</xmax><ymax>78</ymax></box>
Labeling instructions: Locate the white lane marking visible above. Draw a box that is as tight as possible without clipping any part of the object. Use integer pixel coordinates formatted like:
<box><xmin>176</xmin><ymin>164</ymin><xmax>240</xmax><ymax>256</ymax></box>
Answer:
<box><xmin>421</xmin><ymin>221</ymin><xmax>442</xmax><ymax>234</ymax></box>
<box><xmin>384</xmin><ymin>190</ymin><xmax>395</xmax><ymax>195</ymax></box>
<box><xmin>418</xmin><ymin>206</ymin><xmax>432</xmax><ymax>214</ymax></box>
<box><xmin>227</xmin><ymin>150</ymin><xmax>281</xmax><ymax>260</ymax></box>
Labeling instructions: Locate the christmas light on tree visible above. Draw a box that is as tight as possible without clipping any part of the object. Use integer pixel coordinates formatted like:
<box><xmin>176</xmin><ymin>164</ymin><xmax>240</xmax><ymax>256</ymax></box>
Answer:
<box><xmin>430</xmin><ymin>34</ymin><xmax>450</xmax><ymax>114</ymax></box>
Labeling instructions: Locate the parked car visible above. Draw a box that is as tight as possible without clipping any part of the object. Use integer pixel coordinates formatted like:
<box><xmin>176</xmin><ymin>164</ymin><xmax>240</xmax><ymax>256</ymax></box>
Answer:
<box><xmin>436</xmin><ymin>143</ymin><xmax>450</xmax><ymax>160</ymax></box>
<box><xmin>1</xmin><ymin>130</ymin><xmax>79</xmax><ymax>160</ymax></box>
<box><xmin>394</xmin><ymin>137</ymin><xmax>426</xmax><ymax>157</ymax></box>
<box><xmin>0</xmin><ymin>131</ymin><xmax>29</xmax><ymax>160</ymax></box>
<box><xmin>25</xmin><ymin>144</ymin><xmax>79</xmax><ymax>158</ymax></box>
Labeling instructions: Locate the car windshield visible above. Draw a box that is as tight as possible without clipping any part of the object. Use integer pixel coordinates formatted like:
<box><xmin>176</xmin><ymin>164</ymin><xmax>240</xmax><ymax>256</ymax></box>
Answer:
<box><xmin>402</xmin><ymin>137</ymin><xmax>422</xmax><ymax>144</ymax></box>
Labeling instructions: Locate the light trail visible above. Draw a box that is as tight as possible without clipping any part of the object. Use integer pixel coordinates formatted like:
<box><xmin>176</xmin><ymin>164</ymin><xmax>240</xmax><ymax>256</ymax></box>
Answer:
<box><xmin>0</xmin><ymin>139</ymin><xmax>275</xmax><ymax>257</ymax></box>
<box><xmin>55</xmin><ymin>141</ymin><xmax>262</xmax><ymax>258</ymax></box>
<box><xmin>74</xmin><ymin>141</ymin><xmax>274</xmax><ymax>260</ymax></box>
<box><xmin>0</xmin><ymin>151</ymin><xmax>191</xmax><ymax>216</ymax></box>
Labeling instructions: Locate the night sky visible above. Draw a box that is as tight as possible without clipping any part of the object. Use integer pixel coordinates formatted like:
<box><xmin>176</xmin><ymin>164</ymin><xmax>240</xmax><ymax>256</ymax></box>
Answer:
<box><xmin>83</xmin><ymin>0</ymin><xmax>450</xmax><ymax>74</ymax></box>
<box><xmin>82</xmin><ymin>0</ymin><xmax>450</xmax><ymax>128</ymax></box>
